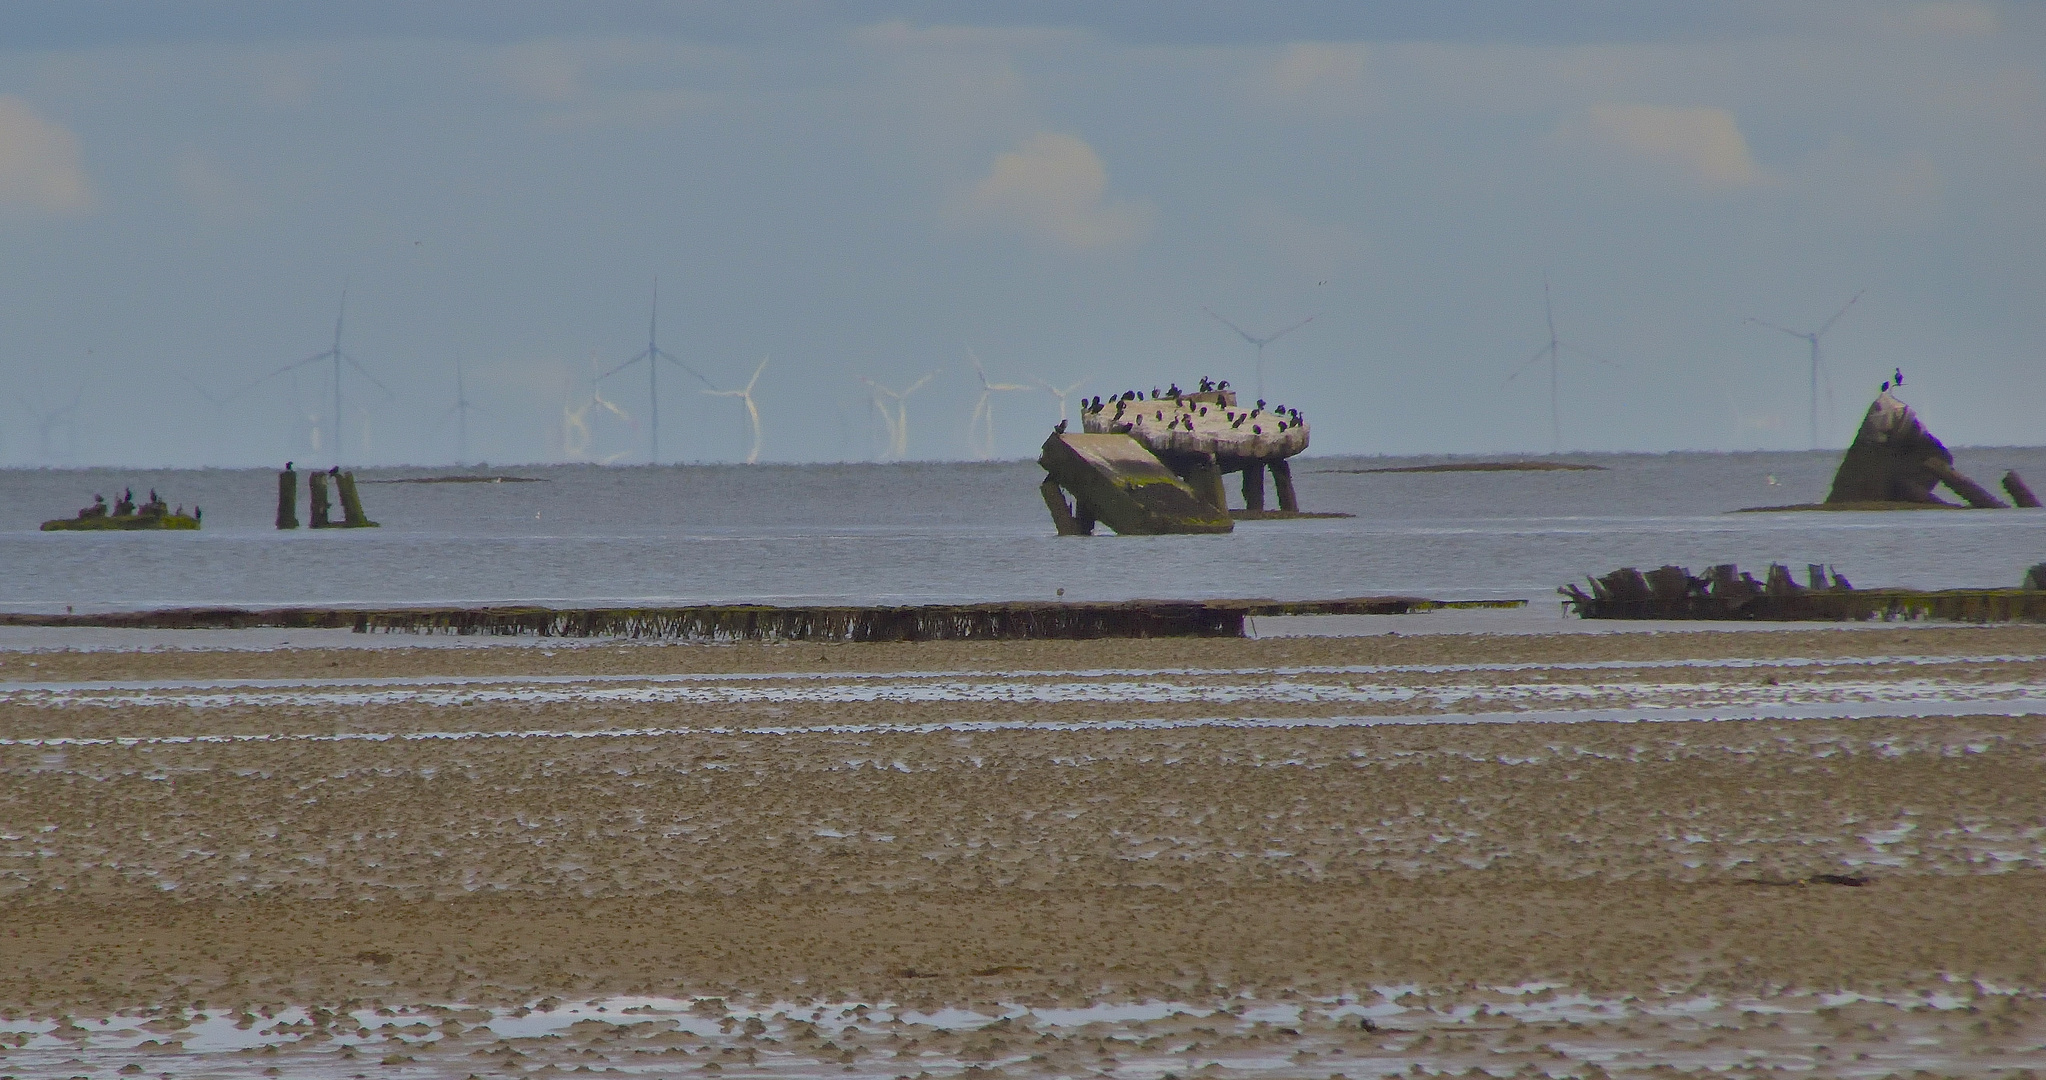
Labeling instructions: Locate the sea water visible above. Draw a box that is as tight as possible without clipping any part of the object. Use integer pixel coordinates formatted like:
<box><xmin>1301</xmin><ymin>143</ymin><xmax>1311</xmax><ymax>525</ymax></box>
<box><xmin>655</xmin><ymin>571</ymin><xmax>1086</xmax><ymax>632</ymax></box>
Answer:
<box><xmin>2</xmin><ymin>448</ymin><xmax>2042</xmax><ymax>613</ymax></box>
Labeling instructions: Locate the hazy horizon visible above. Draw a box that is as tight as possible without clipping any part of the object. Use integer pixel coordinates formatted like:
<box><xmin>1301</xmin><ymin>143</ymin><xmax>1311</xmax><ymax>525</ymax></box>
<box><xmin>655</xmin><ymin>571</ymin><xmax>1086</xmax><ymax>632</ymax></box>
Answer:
<box><xmin>3</xmin><ymin>2</ymin><xmax>2040</xmax><ymax>467</ymax></box>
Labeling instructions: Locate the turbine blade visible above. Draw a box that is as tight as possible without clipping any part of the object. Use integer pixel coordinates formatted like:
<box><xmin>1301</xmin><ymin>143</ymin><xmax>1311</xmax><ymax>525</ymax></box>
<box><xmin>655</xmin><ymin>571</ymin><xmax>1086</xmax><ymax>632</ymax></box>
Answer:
<box><xmin>1746</xmin><ymin>317</ymin><xmax>1809</xmax><ymax>340</ymax></box>
<box><xmin>1506</xmin><ymin>344</ymin><xmax>1552</xmax><ymax>381</ymax></box>
<box><xmin>1813</xmin><ymin>288</ymin><xmax>1866</xmax><ymax>338</ymax></box>
<box><xmin>341</xmin><ymin>353</ymin><xmax>396</xmax><ymax>397</ymax></box>
<box><xmin>1201</xmin><ymin>304</ymin><xmax>1259</xmax><ymax>345</ymax></box>
<box><xmin>654</xmin><ymin>348</ymin><xmax>718</xmax><ymax>390</ymax></box>
<box><xmin>1263</xmin><ymin>313</ymin><xmax>1320</xmax><ymax>346</ymax></box>
<box><xmin>597</xmin><ymin>350</ymin><xmax>651</xmax><ymax>381</ymax></box>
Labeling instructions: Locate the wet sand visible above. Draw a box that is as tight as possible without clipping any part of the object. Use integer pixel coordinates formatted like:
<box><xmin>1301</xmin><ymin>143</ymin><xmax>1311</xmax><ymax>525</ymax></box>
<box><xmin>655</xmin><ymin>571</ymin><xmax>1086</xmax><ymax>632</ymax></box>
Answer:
<box><xmin>3</xmin><ymin>623</ymin><xmax>2043</xmax><ymax>1076</ymax></box>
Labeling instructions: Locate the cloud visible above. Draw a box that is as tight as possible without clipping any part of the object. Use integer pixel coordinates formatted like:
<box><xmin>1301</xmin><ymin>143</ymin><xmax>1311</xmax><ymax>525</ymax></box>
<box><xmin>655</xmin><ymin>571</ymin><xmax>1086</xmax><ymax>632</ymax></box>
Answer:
<box><xmin>953</xmin><ymin>132</ymin><xmax>1153</xmax><ymax>250</ymax></box>
<box><xmin>1568</xmin><ymin>103</ymin><xmax>1766</xmax><ymax>189</ymax></box>
<box><xmin>0</xmin><ymin>96</ymin><xmax>92</xmax><ymax>214</ymax></box>
<box><xmin>1255</xmin><ymin>42</ymin><xmax>1378</xmax><ymax>115</ymax></box>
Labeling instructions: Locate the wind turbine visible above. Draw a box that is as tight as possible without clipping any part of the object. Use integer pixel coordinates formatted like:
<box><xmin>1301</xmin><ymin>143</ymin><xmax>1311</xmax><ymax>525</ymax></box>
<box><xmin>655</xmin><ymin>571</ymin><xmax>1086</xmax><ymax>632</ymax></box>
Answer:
<box><xmin>1202</xmin><ymin>304</ymin><xmax>1319</xmax><ymax>399</ymax></box>
<box><xmin>703</xmin><ymin>356</ymin><xmax>769</xmax><ymax>464</ymax></box>
<box><xmin>1038</xmin><ymin>376</ymin><xmax>1087</xmax><ymax>426</ymax></box>
<box><xmin>1746</xmin><ymin>289</ymin><xmax>1865</xmax><ymax>449</ymax></box>
<box><xmin>861</xmin><ymin>371</ymin><xmax>936</xmax><ymax>460</ymax></box>
<box><xmin>1507</xmin><ymin>275</ymin><xmax>1610</xmax><ymax>453</ymax></box>
<box><xmin>598</xmin><ymin>278</ymin><xmax>712</xmax><ymax>464</ymax></box>
<box><xmin>244</xmin><ymin>286</ymin><xmax>392</xmax><ymax>464</ymax></box>
<box><xmin>965</xmin><ymin>350</ymin><xmax>1033</xmax><ymax>459</ymax></box>
<box><xmin>445</xmin><ymin>355</ymin><xmax>485</xmax><ymax>465</ymax></box>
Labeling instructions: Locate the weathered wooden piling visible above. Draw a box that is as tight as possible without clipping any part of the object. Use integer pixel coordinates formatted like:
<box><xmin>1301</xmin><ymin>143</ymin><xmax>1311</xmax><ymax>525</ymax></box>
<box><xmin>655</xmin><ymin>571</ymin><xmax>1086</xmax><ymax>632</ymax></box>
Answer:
<box><xmin>1562</xmin><ymin>561</ymin><xmax>2046</xmax><ymax>623</ymax></box>
<box><xmin>307</xmin><ymin>471</ymin><xmax>333</xmax><ymax>528</ymax></box>
<box><xmin>0</xmin><ymin>596</ymin><xmax>1527</xmax><ymax>640</ymax></box>
<box><xmin>336</xmin><ymin>471</ymin><xmax>378</xmax><ymax>527</ymax></box>
<box><xmin>275</xmin><ymin>468</ymin><xmax>299</xmax><ymax>529</ymax></box>
<box><xmin>2005</xmin><ymin>471</ymin><xmax>2042</xmax><ymax>508</ymax></box>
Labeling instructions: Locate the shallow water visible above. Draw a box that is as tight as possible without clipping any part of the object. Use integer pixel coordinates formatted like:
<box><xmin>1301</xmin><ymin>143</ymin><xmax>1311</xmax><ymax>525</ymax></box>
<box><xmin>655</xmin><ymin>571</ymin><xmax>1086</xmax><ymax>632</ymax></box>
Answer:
<box><xmin>3</xmin><ymin>449</ymin><xmax>2043</xmax><ymax>611</ymax></box>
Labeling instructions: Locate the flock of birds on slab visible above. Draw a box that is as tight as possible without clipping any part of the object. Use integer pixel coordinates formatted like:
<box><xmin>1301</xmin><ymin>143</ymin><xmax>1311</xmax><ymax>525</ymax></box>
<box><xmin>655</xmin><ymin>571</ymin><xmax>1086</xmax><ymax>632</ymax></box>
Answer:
<box><xmin>1061</xmin><ymin>376</ymin><xmax>1305</xmax><ymax>437</ymax></box>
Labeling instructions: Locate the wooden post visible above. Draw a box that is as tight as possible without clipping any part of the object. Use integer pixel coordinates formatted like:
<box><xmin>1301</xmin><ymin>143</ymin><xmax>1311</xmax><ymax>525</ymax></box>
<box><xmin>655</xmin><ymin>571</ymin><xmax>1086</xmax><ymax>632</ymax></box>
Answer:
<box><xmin>308</xmin><ymin>472</ymin><xmax>332</xmax><ymax>528</ymax></box>
<box><xmin>336</xmin><ymin>471</ymin><xmax>378</xmax><ymax>527</ymax></box>
<box><xmin>1241</xmin><ymin>462</ymin><xmax>1266</xmax><ymax>512</ymax></box>
<box><xmin>275</xmin><ymin>468</ymin><xmax>299</xmax><ymax>529</ymax></box>
<box><xmin>1040</xmin><ymin>477</ymin><xmax>1091</xmax><ymax>536</ymax></box>
<box><xmin>2004</xmin><ymin>471</ymin><xmax>2042</xmax><ymax>508</ymax></box>
<box><xmin>1270</xmin><ymin>457</ymin><xmax>1299</xmax><ymax>512</ymax></box>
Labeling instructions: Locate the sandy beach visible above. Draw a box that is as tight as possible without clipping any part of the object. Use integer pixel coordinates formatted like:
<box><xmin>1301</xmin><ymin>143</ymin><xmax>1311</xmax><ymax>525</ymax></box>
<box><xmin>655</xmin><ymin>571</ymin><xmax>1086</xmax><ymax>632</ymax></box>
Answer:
<box><xmin>3</xmin><ymin>622</ymin><xmax>2043</xmax><ymax>1077</ymax></box>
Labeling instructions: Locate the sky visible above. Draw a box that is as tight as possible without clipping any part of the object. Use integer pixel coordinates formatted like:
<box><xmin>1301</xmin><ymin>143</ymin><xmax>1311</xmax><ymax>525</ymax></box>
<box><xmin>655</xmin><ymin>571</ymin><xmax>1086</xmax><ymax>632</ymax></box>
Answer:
<box><xmin>1</xmin><ymin>1</ymin><xmax>2041</xmax><ymax>467</ymax></box>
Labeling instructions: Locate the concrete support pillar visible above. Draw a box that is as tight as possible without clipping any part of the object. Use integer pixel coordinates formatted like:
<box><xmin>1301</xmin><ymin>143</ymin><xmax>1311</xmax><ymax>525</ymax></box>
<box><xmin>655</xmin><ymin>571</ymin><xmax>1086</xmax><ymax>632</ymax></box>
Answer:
<box><xmin>1241</xmin><ymin>463</ymin><xmax>1267</xmax><ymax>512</ymax></box>
<box><xmin>1182</xmin><ymin>454</ymin><xmax>1226</xmax><ymax>510</ymax></box>
<box><xmin>308</xmin><ymin>472</ymin><xmax>332</xmax><ymax>528</ymax></box>
<box><xmin>1271</xmin><ymin>458</ymin><xmax>1299</xmax><ymax>513</ymax></box>
<box><xmin>275</xmin><ymin>468</ymin><xmax>299</xmax><ymax>530</ymax></box>
<box><xmin>1041</xmin><ymin>477</ymin><xmax>1092</xmax><ymax>536</ymax></box>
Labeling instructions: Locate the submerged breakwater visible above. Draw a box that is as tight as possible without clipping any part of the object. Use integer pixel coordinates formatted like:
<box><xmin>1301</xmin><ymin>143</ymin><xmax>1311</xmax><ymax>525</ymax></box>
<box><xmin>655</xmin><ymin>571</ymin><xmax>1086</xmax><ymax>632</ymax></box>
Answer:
<box><xmin>0</xmin><ymin>597</ymin><xmax>1524</xmax><ymax>641</ymax></box>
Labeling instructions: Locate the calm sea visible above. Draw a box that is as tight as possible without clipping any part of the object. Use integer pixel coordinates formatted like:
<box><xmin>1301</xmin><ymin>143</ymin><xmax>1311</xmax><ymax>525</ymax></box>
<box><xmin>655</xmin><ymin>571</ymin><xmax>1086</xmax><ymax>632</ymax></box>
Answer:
<box><xmin>3</xmin><ymin>450</ymin><xmax>2043</xmax><ymax>614</ymax></box>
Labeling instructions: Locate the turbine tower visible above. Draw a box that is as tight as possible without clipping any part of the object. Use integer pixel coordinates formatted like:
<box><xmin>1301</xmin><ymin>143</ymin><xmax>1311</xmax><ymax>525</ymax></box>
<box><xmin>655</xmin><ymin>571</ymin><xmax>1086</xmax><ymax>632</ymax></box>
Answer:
<box><xmin>1507</xmin><ymin>276</ymin><xmax>1609</xmax><ymax>453</ymax></box>
<box><xmin>1746</xmin><ymin>289</ymin><xmax>1865</xmax><ymax>449</ymax></box>
<box><xmin>598</xmin><ymin>278</ymin><xmax>712</xmax><ymax>464</ymax></box>
<box><xmin>248</xmin><ymin>286</ymin><xmax>391</xmax><ymax>464</ymax></box>
<box><xmin>965</xmin><ymin>350</ymin><xmax>1033</xmax><ymax>459</ymax></box>
<box><xmin>1202</xmin><ymin>304</ymin><xmax>1318</xmax><ymax>399</ymax></box>
<box><xmin>703</xmin><ymin>356</ymin><xmax>769</xmax><ymax>464</ymax></box>
<box><xmin>861</xmin><ymin>371</ymin><xmax>936</xmax><ymax>460</ymax></box>
<box><xmin>445</xmin><ymin>355</ymin><xmax>485</xmax><ymax>465</ymax></box>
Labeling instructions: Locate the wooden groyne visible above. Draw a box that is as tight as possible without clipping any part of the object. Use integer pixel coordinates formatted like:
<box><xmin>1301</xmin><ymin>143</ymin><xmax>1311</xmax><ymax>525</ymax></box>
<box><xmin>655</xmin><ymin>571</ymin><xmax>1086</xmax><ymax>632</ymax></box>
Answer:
<box><xmin>0</xmin><ymin>597</ymin><xmax>1525</xmax><ymax>642</ymax></box>
<box><xmin>1562</xmin><ymin>563</ymin><xmax>2046</xmax><ymax>623</ymax></box>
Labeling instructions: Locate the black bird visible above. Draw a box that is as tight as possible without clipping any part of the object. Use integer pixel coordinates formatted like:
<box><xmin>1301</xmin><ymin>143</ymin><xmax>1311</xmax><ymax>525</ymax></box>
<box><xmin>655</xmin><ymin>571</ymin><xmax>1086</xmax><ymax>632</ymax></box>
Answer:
<box><xmin>1894</xmin><ymin>367</ymin><xmax>1905</xmax><ymax>387</ymax></box>
<box><xmin>1152</xmin><ymin>387</ymin><xmax>1161</xmax><ymax>399</ymax></box>
<box><xmin>329</xmin><ymin>466</ymin><xmax>340</xmax><ymax>476</ymax></box>
<box><xmin>1253</xmin><ymin>425</ymin><xmax>1262</xmax><ymax>435</ymax></box>
<box><xmin>1257</xmin><ymin>399</ymin><xmax>1266</xmax><ymax>409</ymax></box>
<box><xmin>1054</xmin><ymin>419</ymin><xmax>1068</xmax><ymax>433</ymax></box>
<box><xmin>1217</xmin><ymin>380</ymin><xmax>1230</xmax><ymax>391</ymax></box>
<box><xmin>1167</xmin><ymin>383</ymin><xmax>1180</xmax><ymax>397</ymax></box>
<box><xmin>285</xmin><ymin>461</ymin><xmax>294</xmax><ymax>471</ymax></box>
<box><xmin>1881</xmin><ymin>380</ymin><xmax>1891</xmax><ymax>392</ymax></box>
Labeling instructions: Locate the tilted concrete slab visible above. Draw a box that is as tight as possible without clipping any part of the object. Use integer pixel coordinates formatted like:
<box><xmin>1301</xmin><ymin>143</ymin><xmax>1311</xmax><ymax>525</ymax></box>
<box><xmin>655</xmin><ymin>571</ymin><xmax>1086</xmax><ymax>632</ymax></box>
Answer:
<box><xmin>1038</xmin><ymin>433</ymin><xmax>1234</xmax><ymax>535</ymax></box>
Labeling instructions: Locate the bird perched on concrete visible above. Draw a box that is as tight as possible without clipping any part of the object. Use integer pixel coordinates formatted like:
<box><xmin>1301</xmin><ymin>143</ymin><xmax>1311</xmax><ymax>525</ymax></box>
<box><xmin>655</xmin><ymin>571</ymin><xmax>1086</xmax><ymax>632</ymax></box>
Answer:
<box><xmin>1054</xmin><ymin>419</ymin><xmax>1068</xmax><ymax>433</ymax></box>
<box><xmin>1895</xmin><ymin>367</ymin><xmax>1905</xmax><ymax>387</ymax></box>
<box><xmin>1881</xmin><ymin>381</ymin><xmax>1891</xmax><ymax>392</ymax></box>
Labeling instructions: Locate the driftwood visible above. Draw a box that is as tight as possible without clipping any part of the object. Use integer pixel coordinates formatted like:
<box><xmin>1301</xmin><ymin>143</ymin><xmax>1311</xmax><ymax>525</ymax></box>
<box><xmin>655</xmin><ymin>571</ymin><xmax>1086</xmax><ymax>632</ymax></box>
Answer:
<box><xmin>2005</xmin><ymin>471</ymin><xmax>2042</xmax><ymax>509</ymax></box>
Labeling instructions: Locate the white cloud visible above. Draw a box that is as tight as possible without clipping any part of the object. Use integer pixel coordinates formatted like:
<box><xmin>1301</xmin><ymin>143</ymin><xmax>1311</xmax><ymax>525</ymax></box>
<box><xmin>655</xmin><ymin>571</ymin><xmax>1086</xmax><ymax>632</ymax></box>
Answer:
<box><xmin>1255</xmin><ymin>43</ymin><xmax>1378</xmax><ymax>115</ymax></box>
<box><xmin>1568</xmin><ymin>103</ymin><xmax>1766</xmax><ymax>189</ymax></box>
<box><xmin>953</xmin><ymin>132</ymin><xmax>1153</xmax><ymax>250</ymax></box>
<box><xmin>0</xmin><ymin>96</ymin><xmax>93</xmax><ymax>214</ymax></box>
